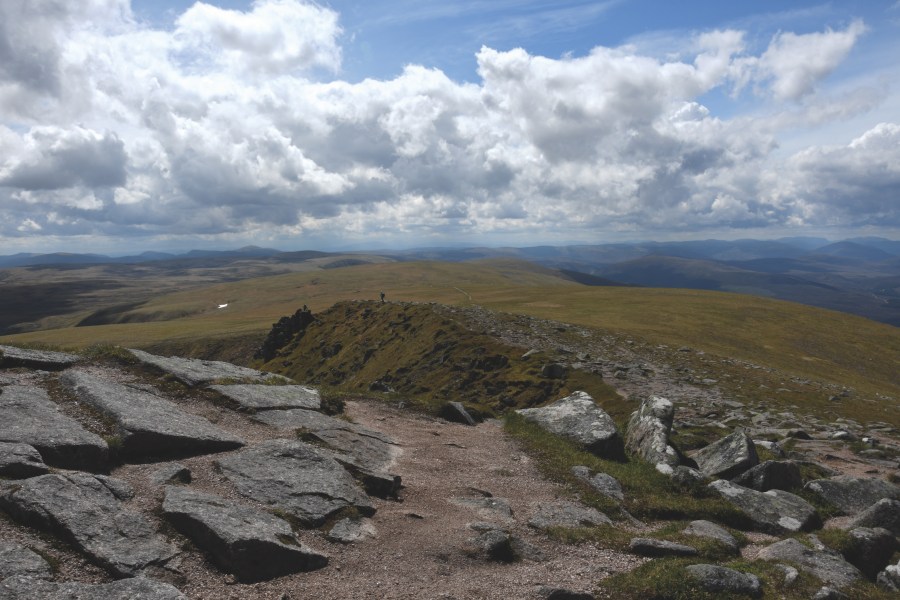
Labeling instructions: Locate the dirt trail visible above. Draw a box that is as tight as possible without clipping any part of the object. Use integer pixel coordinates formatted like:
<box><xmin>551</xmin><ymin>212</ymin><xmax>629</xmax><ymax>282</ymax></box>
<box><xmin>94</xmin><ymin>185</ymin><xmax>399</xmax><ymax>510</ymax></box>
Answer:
<box><xmin>175</xmin><ymin>399</ymin><xmax>643</xmax><ymax>599</ymax></box>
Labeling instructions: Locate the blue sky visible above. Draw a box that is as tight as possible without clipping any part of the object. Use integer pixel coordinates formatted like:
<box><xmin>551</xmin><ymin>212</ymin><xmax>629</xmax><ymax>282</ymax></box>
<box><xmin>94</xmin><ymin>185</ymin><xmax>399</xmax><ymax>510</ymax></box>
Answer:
<box><xmin>2</xmin><ymin>1</ymin><xmax>899</xmax><ymax>253</ymax></box>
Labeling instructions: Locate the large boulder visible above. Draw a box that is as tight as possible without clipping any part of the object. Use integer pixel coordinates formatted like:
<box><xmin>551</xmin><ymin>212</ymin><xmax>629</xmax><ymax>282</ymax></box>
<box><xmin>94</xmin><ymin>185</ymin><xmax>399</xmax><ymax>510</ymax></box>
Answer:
<box><xmin>208</xmin><ymin>384</ymin><xmax>320</xmax><ymax>411</ymax></box>
<box><xmin>162</xmin><ymin>486</ymin><xmax>328</xmax><ymax>582</ymax></box>
<box><xmin>0</xmin><ymin>575</ymin><xmax>186</xmax><ymax>599</ymax></box>
<box><xmin>0</xmin><ymin>385</ymin><xmax>107</xmax><ymax>471</ymax></box>
<box><xmin>625</xmin><ymin>396</ymin><xmax>679</xmax><ymax>473</ymax></box>
<box><xmin>127</xmin><ymin>348</ymin><xmax>285</xmax><ymax>386</ymax></box>
<box><xmin>842</xmin><ymin>527</ymin><xmax>896</xmax><ymax>580</ymax></box>
<box><xmin>804</xmin><ymin>476</ymin><xmax>900</xmax><ymax>515</ymax></box>
<box><xmin>0</xmin><ymin>442</ymin><xmax>49</xmax><ymax>478</ymax></box>
<box><xmin>516</xmin><ymin>391</ymin><xmax>623</xmax><ymax>459</ymax></box>
<box><xmin>685</xmin><ymin>564</ymin><xmax>762</xmax><ymax>597</ymax></box>
<box><xmin>216</xmin><ymin>439</ymin><xmax>375</xmax><ymax>527</ymax></box>
<box><xmin>707</xmin><ymin>480</ymin><xmax>819</xmax><ymax>534</ymax></box>
<box><xmin>732</xmin><ymin>460</ymin><xmax>802</xmax><ymax>492</ymax></box>
<box><xmin>0</xmin><ymin>473</ymin><xmax>177</xmax><ymax>577</ymax></box>
<box><xmin>692</xmin><ymin>430</ymin><xmax>758</xmax><ymax>480</ymax></box>
<box><xmin>61</xmin><ymin>371</ymin><xmax>245</xmax><ymax>459</ymax></box>
<box><xmin>756</xmin><ymin>538</ymin><xmax>862</xmax><ymax>588</ymax></box>
<box><xmin>0</xmin><ymin>345</ymin><xmax>79</xmax><ymax>370</ymax></box>
<box><xmin>845</xmin><ymin>499</ymin><xmax>900</xmax><ymax>536</ymax></box>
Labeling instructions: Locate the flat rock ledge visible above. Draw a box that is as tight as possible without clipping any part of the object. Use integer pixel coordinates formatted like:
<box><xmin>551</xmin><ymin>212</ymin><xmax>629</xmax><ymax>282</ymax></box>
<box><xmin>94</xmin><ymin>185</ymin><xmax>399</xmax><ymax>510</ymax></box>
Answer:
<box><xmin>0</xmin><ymin>345</ymin><xmax>79</xmax><ymax>370</ymax></box>
<box><xmin>628</xmin><ymin>538</ymin><xmax>698</xmax><ymax>557</ymax></box>
<box><xmin>217</xmin><ymin>438</ymin><xmax>376</xmax><ymax>527</ymax></box>
<box><xmin>0</xmin><ymin>385</ymin><xmax>108</xmax><ymax>471</ymax></box>
<box><xmin>756</xmin><ymin>538</ymin><xmax>862</xmax><ymax>589</ymax></box>
<box><xmin>0</xmin><ymin>574</ymin><xmax>186</xmax><ymax>600</ymax></box>
<box><xmin>527</xmin><ymin>501</ymin><xmax>612</xmax><ymax>530</ymax></box>
<box><xmin>0</xmin><ymin>441</ymin><xmax>49</xmax><ymax>478</ymax></box>
<box><xmin>208</xmin><ymin>383</ymin><xmax>321</xmax><ymax>411</ymax></box>
<box><xmin>253</xmin><ymin>407</ymin><xmax>401</xmax><ymax>497</ymax></box>
<box><xmin>516</xmin><ymin>391</ymin><xmax>624</xmax><ymax>459</ymax></box>
<box><xmin>0</xmin><ymin>473</ymin><xmax>177</xmax><ymax>578</ymax></box>
<box><xmin>162</xmin><ymin>486</ymin><xmax>328</xmax><ymax>582</ymax></box>
<box><xmin>708</xmin><ymin>480</ymin><xmax>819</xmax><ymax>534</ymax></box>
<box><xmin>128</xmin><ymin>348</ymin><xmax>285</xmax><ymax>386</ymax></box>
<box><xmin>61</xmin><ymin>370</ymin><xmax>245</xmax><ymax>459</ymax></box>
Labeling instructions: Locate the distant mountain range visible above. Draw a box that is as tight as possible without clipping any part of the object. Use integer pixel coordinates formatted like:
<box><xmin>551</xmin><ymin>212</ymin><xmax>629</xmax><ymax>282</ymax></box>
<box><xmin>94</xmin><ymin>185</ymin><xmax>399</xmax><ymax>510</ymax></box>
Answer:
<box><xmin>2</xmin><ymin>237</ymin><xmax>899</xmax><ymax>326</ymax></box>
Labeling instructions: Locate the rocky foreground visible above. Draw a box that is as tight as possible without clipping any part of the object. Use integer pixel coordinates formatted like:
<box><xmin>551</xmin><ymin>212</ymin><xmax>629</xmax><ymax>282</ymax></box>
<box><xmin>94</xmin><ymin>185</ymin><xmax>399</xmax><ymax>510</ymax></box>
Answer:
<box><xmin>0</xmin><ymin>341</ymin><xmax>899</xmax><ymax>599</ymax></box>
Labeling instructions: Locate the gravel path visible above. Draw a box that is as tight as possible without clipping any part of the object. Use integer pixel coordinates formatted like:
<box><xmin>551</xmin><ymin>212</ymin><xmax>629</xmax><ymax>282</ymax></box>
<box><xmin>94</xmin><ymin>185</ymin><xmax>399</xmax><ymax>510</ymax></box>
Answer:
<box><xmin>170</xmin><ymin>399</ymin><xmax>644</xmax><ymax>599</ymax></box>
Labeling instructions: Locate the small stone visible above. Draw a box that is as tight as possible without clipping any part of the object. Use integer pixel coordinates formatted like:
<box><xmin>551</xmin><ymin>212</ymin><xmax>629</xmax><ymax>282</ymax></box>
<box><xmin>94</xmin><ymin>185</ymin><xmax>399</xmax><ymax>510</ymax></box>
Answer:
<box><xmin>628</xmin><ymin>538</ymin><xmax>698</xmax><ymax>557</ymax></box>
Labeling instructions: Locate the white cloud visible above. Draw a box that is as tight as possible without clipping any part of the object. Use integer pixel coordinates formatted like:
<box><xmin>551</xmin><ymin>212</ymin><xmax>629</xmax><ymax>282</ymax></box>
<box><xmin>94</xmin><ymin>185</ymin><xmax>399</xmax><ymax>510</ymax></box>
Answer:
<box><xmin>173</xmin><ymin>0</ymin><xmax>342</xmax><ymax>76</ymax></box>
<box><xmin>736</xmin><ymin>20</ymin><xmax>866</xmax><ymax>101</ymax></box>
<box><xmin>0</xmin><ymin>2</ymin><xmax>893</xmax><ymax>248</ymax></box>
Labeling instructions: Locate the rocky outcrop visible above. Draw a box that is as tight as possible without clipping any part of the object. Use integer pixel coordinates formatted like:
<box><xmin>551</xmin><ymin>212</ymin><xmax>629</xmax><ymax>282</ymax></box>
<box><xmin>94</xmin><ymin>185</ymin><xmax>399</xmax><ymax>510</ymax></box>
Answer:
<box><xmin>0</xmin><ymin>575</ymin><xmax>186</xmax><ymax>599</ymax></box>
<box><xmin>685</xmin><ymin>564</ymin><xmax>762</xmax><ymax>597</ymax></box>
<box><xmin>0</xmin><ymin>542</ymin><xmax>53</xmax><ymax>581</ymax></box>
<box><xmin>516</xmin><ymin>391</ymin><xmax>623</xmax><ymax>459</ymax></box>
<box><xmin>0</xmin><ymin>345</ymin><xmax>79</xmax><ymax>370</ymax></box>
<box><xmin>128</xmin><ymin>348</ymin><xmax>284</xmax><ymax>386</ymax></box>
<box><xmin>707</xmin><ymin>480</ymin><xmax>818</xmax><ymax>534</ymax></box>
<box><xmin>0</xmin><ymin>473</ymin><xmax>177</xmax><ymax>577</ymax></box>
<box><xmin>0</xmin><ymin>385</ymin><xmax>107</xmax><ymax>471</ymax></box>
<box><xmin>217</xmin><ymin>439</ymin><xmax>376</xmax><ymax>527</ymax></box>
<box><xmin>61</xmin><ymin>370</ymin><xmax>245</xmax><ymax>458</ymax></box>
<box><xmin>692</xmin><ymin>430</ymin><xmax>758</xmax><ymax>480</ymax></box>
<box><xmin>208</xmin><ymin>383</ymin><xmax>321</xmax><ymax>411</ymax></box>
<box><xmin>0</xmin><ymin>441</ymin><xmax>49</xmax><ymax>478</ymax></box>
<box><xmin>756</xmin><ymin>538</ymin><xmax>862</xmax><ymax>588</ymax></box>
<box><xmin>625</xmin><ymin>396</ymin><xmax>679</xmax><ymax>473</ymax></box>
<box><xmin>256</xmin><ymin>306</ymin><xmax>316</xmax><ymax>362</ymax></box>
<box><xmin>731</xmin><ymin>460</ymin><xmax>802</xmax><ymax>492</ymax></box>
<box><xmin>804</xmin><ymin>476</ymin><xmax>900</xmax><ymax>514</ymax></box>
<box><xmin>162</xmin><ymin>486</ymin><xmax>328</xmax><ymax>582</ymax></box>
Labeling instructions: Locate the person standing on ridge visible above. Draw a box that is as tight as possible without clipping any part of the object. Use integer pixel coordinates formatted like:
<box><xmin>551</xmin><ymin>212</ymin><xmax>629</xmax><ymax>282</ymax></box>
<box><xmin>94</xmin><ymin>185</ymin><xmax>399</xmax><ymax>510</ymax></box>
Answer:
<box><xmin>380</xmin><ymin>291</ymin><xmax>385</xmax><ymax>303</ymax></box>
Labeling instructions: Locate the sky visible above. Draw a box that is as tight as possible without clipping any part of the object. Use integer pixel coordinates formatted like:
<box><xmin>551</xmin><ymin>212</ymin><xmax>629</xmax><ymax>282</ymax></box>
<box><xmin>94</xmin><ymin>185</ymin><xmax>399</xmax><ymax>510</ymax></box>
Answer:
<box><xmin>1</xmin><ymin>1</ymin><xmax>899</xmax><ymax>254</ymax></box>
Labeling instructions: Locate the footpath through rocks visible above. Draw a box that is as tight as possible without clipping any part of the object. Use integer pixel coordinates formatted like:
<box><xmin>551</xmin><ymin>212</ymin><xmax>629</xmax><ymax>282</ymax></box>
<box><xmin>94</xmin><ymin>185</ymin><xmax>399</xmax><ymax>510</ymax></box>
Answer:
<box><xmin>0</xmin><ymin>345</ymin><xmax>645</xmax><ymax>599</ymax></box>
<box><xmin>2</xmin><ymin>314</ymin><xmax>900</xmax><ymax>599</ymax></box>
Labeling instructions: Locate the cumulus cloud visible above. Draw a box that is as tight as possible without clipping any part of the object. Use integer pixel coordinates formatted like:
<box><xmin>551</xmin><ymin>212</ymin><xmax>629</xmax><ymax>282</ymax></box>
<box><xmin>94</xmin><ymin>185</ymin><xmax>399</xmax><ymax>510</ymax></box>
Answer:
<box><xmin>173</xmin><ymin>0</ymin><xmax>342</xmax><ymax>76</ymax></box>
<box><xmin>0</xmin><ymin>126</ymin><xmax>127</xmax><ymax>190</ymax></box>
<box><xmin>775</xmin><ymin>123</ymin><xmax>900</xmax><ymax>225</ymax></box>
<box><xmin>734</xmin><ymin>20</ymin><xmax>867</xmax><ymax>101</ymax></box>
<box><xmin>0</xmin><ymin>1</ymin><xmax>892</xmax><ymax>248</ymax></box>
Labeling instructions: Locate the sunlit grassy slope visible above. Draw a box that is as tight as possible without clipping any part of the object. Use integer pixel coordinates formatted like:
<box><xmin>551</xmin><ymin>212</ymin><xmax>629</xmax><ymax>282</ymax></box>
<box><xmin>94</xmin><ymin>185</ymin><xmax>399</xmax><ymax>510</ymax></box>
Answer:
<box><xmin>3</xmin><ymin>259</ymin><xmax>898</xmax><ymax>407</ymax></box>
